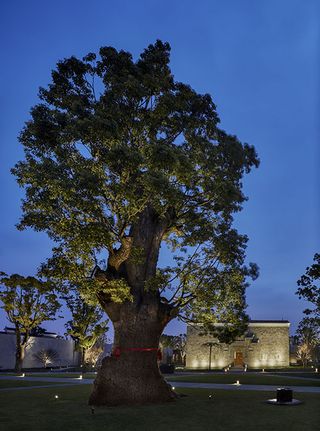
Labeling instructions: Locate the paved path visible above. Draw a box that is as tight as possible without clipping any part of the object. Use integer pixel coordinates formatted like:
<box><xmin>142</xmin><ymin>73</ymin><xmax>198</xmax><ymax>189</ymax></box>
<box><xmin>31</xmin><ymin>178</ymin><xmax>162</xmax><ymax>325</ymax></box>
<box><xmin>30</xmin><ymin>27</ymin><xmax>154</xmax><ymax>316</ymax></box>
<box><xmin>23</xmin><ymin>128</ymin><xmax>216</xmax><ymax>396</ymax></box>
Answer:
<box><xmin>1</xmin><ymin>375</ymin><xmax>320</xmax><ymax>393</ymax></box>
<box><xmin>0</xmin><ymin>376</ymin><xmax>90</xmax><ymax>384</ymax></box>
<box><xmin>170</xmin><ymin>381</ymin><xmax>320</xmax><ymax>393</ymax></box>
<box><xmin>174</xmin><ymin>371</ymin><xmax>320</xmax><ymax>382</ymax></box>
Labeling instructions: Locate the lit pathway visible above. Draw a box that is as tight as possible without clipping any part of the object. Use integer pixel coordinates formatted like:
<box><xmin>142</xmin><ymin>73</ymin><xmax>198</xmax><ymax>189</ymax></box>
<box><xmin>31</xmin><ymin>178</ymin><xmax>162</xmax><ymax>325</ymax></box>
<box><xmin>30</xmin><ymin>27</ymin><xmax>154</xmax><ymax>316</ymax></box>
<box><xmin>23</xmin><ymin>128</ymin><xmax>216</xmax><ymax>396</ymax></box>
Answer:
<box><xmin>0</xmin><ymin>376</ymin><xmax>90</xmax><ymax>384</ymax></box>
<box><xmin>169</xmin><ymin>381</ymin><xmax>320</xmax><ymax>394</ymax></box>
<box><xmin>0</xmin><ymin>375</ymin><xmax>320</xmax><ymax>393</ymax></box>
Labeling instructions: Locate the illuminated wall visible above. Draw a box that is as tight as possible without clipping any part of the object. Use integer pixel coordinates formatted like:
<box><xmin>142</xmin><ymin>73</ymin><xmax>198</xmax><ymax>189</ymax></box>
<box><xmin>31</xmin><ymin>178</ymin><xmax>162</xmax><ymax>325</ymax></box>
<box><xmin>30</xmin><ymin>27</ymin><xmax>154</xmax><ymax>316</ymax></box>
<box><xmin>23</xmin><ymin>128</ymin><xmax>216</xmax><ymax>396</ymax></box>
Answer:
<box><xmin>0</xmin><ymin>333</ymin><xmax>79</xmax><ymax>369</ymax></box>
<box><xmin>186</xmin><ymin>321</ymin><xmax>290</xmax><ymax>369</ymax></box>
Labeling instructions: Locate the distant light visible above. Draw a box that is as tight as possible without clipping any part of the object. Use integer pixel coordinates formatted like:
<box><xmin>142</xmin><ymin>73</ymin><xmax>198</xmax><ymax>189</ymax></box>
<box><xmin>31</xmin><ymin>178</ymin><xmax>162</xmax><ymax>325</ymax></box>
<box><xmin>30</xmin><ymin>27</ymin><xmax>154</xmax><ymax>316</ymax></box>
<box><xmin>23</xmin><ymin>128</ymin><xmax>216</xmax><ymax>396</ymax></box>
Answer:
<box><xmin>208</xmin><ymin>394</ymin><xmax>213</xmax><ymax>399</ymax></box>
<box><xmin>315</xmin><ymin>368</ymin><xmax>318</xmax><ymax>373</ymax></box>
<box><xmin>261</xmin><ymin>369</ymin><xmax>265</xmax><ymax>373</ymax></box>
<box><xmin>172</xmin><ymin>386</ymin><xmax>175</xmax><ymax>390</ymax></box>
<box><xmin>234</xmin><ymin>380</ymin><xmax>240</xmax><ymax>386</ymax></box>
<box><xmin>54</xmin><ymin>395</ymin><xmax>59</xmax><ymax>399</ymax></box>
<box><xmin>20</xmin><ymin>373</ymin><xmax>25</xmax><ymax>378</ymax></box>
<box><xmin>78</xmin><ymin>375</ymin><xmax>83</xmax><ymax>380</ymax></box>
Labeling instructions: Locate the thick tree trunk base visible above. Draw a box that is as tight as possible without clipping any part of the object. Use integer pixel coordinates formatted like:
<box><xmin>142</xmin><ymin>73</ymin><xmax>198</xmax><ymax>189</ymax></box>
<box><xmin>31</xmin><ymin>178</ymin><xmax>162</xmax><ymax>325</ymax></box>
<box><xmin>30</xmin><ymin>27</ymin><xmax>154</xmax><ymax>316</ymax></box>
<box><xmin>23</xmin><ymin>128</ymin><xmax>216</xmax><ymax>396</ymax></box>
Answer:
<box><xmin>89</xmin><ymin>354</ymin><xmax>176</xmax><ymax>406</ymax></box>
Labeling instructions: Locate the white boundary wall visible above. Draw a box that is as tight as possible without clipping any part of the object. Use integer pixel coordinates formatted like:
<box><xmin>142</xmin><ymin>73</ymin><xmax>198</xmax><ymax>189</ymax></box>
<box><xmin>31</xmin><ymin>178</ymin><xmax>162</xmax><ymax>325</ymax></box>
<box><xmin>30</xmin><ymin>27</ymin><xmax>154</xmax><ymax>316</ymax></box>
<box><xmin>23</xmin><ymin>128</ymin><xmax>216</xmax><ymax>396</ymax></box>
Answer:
<box><xmin>0</xmin><ymin>332</ymin><xmax>79</xmax><ymax>370</ymax></box>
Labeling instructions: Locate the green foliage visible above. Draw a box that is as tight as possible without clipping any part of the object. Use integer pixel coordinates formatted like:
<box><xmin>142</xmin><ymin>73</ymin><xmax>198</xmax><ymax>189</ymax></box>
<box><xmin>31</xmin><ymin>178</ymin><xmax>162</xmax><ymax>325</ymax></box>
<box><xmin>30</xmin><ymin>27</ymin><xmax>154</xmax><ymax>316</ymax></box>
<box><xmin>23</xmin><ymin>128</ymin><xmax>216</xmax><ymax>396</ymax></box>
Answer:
<box><xmin>30</xmin><ymin>326</ymin><xmax>47</xmax><ymax>336</ymax></box>
<box><xmin>160</xmin><ymin>333</ymin><xmax>186</xmax><ymax>365</ymax></box>
<box><xmin>0</xmin><ymin>273</ymin><xmax>60</xmax><ymax>333</ymax></box>
<box><xmin>13</xmin><ymin>40</ymin><xmax>259</xmax><ymax>337</ymax></box>
<box><xmin>85</xmin><ymin>333</ymin><xmax>107</xmax><ymax>367</ymax></box>
<box><xmin>297</xmin><ymin>253</ymin><xmax>320</xmax><ymax>318</ymax></box>
<box><xmin>64</xmin><ymin>289</ymin><xmax>108</xmax><ymax>352</ymax></box>
<box><xmin>39</xmin><ymin>248</ymin><xmax>132</xmax><ymax>306</ymax></box>
<box><xmin>296</xmin><ymin>317</ymin><xmax>320</xmax><ymax>366</ymax></box>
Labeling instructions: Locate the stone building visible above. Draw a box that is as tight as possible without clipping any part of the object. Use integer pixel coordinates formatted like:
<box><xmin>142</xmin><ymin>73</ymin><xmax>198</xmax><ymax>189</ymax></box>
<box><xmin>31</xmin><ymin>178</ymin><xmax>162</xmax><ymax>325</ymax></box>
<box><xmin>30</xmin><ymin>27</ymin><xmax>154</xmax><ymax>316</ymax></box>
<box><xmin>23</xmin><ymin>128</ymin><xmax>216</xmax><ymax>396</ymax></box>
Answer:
<box><xmin>186</xmin><ymin>320</ymin><xmax>290</xmax><ymax>369</ymax></box>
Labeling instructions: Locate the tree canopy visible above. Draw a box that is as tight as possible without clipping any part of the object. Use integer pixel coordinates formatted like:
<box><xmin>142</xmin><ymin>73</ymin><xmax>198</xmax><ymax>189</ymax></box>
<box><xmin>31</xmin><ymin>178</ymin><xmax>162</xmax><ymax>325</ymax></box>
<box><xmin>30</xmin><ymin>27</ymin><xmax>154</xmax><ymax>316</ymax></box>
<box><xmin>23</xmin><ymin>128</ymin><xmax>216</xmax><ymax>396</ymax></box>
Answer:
<box><xmin>64</xmin><ymin>289</ymin><xmax>108</xmax><ymax>366</ymax></box>
<box><xmin>0</xmin><ymin>273</ymin><xmax>60</xmax><ymax>331</ymax></box>
<box><xmin>13</xmin><ymin>39</ymin><xmax>259</xmax><ymax>405</ymax></box>
<box><xmin>297</xmin><ymin>253</ymin><xmax>320</xmax><ymax>319</ymax></box>
<box><xmin>0</xmin><ymin>272</ymin><xmax>60</xmax><ymax>371</ymax></box>
<box><xmin>13</xmin><ymin>40</ymin><xmax>259</xmax><ymax>338</ymax></box>
<box><xmin>295</xmin><ymin>317</ymin><xmax>320</xmax><ymax>366</ymax></box>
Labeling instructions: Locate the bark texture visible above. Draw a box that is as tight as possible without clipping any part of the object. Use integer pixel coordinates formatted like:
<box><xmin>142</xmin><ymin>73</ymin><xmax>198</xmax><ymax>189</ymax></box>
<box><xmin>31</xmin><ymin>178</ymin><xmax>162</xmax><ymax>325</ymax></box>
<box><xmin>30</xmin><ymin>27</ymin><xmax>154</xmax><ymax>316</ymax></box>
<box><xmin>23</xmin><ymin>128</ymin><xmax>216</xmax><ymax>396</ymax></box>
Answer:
<box><xmin>14</xmin><ymin>328</ymin><xmax>28</xmax><ymax>373</ymax></box>
<box><xmin>89</xmin><ymin>207</ymin><xmax>178</xmax><ymax>406</ymax></box>
<box><xmin>89</xmin><ymin>302</ymin><xmax>176</xmax><ymax>406</ymax></box>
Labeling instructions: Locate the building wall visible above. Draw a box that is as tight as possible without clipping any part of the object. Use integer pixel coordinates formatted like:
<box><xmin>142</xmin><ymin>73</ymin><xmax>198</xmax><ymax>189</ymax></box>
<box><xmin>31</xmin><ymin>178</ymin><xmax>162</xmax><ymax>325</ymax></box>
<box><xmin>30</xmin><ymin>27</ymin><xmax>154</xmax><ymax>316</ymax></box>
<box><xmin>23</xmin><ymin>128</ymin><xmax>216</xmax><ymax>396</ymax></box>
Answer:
<box><xmin>186</xmin><ymin>322</ymin><xmax>290</xmax><ymax>369</ymax></box>
<box><xmin>0</xmin><ymin>333</ymin><xmax>79</xmax><ymax>370</ymax></box>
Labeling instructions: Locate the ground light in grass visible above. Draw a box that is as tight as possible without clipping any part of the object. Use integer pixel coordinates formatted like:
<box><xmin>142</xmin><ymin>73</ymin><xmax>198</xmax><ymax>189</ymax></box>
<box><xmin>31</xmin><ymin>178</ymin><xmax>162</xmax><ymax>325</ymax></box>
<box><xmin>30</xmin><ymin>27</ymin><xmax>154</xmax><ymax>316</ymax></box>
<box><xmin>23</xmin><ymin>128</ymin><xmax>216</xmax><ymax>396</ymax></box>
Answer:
<box><xmin>54</xmin><ymin>395</ymin><xmax>59</xmax><ymax>399</ymax></box>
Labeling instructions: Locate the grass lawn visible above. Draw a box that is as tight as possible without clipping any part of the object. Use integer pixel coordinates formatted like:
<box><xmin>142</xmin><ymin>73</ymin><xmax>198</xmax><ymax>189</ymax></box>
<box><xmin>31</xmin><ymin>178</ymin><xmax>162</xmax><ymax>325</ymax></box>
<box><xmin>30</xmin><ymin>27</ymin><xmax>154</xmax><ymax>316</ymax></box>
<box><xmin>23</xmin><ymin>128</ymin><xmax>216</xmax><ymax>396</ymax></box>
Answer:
<box><xmin>275</xmin><ymin>372</ymin><xmax>320</xmax><ymax>379</ymax></box>
<box><xmin>3</xmin><ymin>371</ymin><xmax>320</xmax><ymax>386</ymax></box>
<box><xmin>0</xmin><ymin>385</ymin><xmax>319</xmax><ymax>431</ymax></box>
<box><xmin>167</xmin><ymin>373</ymin><xmax>320</xmax><ymax>386</ymax></box>
<box><xmin>25</xmin><ymin>372</ymin><xmax>96</xmax><ymax>379</ymax></box>
<box><xmin>0</xmin><ymin>380</ymin><xmax>61</xmax><ymax>389</ymax></box>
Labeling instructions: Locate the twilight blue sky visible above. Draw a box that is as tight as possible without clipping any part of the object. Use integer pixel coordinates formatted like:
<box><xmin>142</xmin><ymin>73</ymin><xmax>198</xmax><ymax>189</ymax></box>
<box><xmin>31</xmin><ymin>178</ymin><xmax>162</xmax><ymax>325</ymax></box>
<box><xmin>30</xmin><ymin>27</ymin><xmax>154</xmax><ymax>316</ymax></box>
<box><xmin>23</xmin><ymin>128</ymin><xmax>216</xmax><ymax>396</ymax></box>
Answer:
<box><xmin>0</xmin><ymin>0</ymin><xmax>319</xmax><ymax>336</ymax></box>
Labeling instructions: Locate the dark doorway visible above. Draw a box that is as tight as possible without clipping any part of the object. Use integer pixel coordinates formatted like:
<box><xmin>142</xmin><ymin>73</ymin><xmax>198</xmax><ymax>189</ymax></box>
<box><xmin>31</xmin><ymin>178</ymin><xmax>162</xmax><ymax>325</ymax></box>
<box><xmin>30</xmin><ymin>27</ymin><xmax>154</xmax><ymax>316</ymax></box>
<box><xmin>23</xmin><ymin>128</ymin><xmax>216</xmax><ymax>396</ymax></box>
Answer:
<box><xmin>234</xmin><ymin>351</ymin><xmax>244</xmax><ymax>366</ymax></box>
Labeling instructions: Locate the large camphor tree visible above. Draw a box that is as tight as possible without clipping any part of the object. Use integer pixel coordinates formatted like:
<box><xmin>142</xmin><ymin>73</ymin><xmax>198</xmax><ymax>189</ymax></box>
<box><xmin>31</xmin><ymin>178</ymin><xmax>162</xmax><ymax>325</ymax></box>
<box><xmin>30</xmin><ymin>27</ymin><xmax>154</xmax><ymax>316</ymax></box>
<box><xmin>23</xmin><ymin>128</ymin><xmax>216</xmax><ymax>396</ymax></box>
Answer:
<box><xmin>13</xmin><ymin>41</ymin><xmax>259</xmax><ymax>405</ymax></box>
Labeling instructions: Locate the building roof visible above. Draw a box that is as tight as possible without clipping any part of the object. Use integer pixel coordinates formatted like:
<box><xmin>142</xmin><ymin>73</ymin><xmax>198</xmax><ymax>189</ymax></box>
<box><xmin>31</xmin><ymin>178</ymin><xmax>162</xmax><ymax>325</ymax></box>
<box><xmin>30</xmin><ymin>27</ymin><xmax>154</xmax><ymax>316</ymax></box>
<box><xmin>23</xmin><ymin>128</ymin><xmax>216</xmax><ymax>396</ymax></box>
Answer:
<box><xmin>2</xmin><ymin>327</ymin><xmax>60</xmax><ymax>338</ymax></box>
<box><xmin>249</xmin><ymin>320</ymin><xmax>290</xmax><ymax>323</ymax></box>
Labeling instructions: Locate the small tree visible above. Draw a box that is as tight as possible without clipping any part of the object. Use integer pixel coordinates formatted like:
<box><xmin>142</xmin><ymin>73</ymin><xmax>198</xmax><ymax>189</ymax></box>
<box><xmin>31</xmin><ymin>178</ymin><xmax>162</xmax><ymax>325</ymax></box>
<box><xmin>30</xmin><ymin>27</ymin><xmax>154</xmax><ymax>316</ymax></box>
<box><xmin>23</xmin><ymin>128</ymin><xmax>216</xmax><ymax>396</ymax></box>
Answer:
<box><xmin>0</xmin><ymin>273</ymin><xmax>60</xmax><ymax>372</ymax></box>
<box><xmin>159</xmin><ymin>334</ymin><xmax>175</xmax><ymax>364</ymax></box>
<box><xmin>85</xmin><ymin>333</ymin><xmax>107</xmax><ymax>368</ymax></box>
<box><xmin>160</xmin><ymin>333</ymin><xmax>186</xmax><ymax>365</ymax></box>
<box><xmin>64</xmin><ymin>290</ymin><xmax>108</xmax><ymax>370</ymax></box>
<box><xmin>297</xmin><ymin>253</ymin><xmax>320</xmax><ymax>318</ymax></box>
<box><xmin>296</xmin><ymin>317</ymin><xmax>320</xmax><ymax>367</ymax></box>
<box><xmin>203</xmin><ymin>341</ymin><xmax>220</xmax><ymax>370</ymax></box>
<box><xmin>33</xmin><ymin>348</ymin><xmax>60</xmax><ymax>368</ymax></box>
<box><xmin>172</xmin><ymin>333</ymin><xmax>187</xmax><ymax>365</ymax></box>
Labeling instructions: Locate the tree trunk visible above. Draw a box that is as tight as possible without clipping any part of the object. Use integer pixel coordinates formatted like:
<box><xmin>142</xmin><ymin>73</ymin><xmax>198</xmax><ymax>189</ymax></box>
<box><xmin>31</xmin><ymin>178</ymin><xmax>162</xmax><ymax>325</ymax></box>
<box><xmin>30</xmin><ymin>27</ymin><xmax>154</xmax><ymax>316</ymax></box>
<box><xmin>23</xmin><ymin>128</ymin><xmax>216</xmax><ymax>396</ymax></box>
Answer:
<box><xmin>89</xmin><ymin>302</ymin><xmax>176</xmax><ymax>406</ymax></box>
<box><xmin>90</xmin><ymin>206</ymin><xmax>177</xmax><ymax>406</ymax></box>
<box><xmin>81</xmin><ymin>347</ymin><xmax>87</xmax><ymax>372</ymax></box>
<box><xmin>14</xmin><ymin>329</ymin><xmax>25</xmax><ymax>373</ymax></box>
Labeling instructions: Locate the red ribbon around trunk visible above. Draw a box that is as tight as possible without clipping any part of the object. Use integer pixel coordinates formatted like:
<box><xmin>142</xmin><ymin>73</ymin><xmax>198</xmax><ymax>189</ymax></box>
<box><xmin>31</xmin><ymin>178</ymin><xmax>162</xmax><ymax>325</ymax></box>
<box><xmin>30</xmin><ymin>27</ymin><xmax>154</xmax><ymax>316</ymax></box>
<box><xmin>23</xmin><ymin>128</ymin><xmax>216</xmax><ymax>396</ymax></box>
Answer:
<box><xmin>112</xmin><ymin>347</ymin><xmax>162</xmax><ymax>361</ymax></box>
